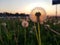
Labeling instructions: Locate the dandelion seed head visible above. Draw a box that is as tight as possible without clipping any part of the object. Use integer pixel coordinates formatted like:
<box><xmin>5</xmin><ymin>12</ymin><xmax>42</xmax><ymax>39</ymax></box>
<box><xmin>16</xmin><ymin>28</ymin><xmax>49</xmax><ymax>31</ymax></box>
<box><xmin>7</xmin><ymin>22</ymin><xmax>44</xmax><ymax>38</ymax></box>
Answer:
<box><xmin>1</xmin><ymin>22</ymin><xmax>7</xmax><ymax>26</ymax></box>
<box><xmin>22</xmin><ymin>20</ymin><xmax>29</xmax><ymax>28</ymax></box>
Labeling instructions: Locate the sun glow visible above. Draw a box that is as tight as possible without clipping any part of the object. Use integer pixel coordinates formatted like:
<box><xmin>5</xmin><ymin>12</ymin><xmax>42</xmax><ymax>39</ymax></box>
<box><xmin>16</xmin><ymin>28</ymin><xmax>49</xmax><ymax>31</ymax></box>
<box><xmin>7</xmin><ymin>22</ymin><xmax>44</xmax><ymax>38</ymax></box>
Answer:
<box><xmin>25</xmin><ymin>2</ymin><xmax>49</xmax><ymax>14</ymax></box>
<box><xmin>23</xmin><ymin>2</ymin><xmax>56</xmax><ymax>16</ymax></box>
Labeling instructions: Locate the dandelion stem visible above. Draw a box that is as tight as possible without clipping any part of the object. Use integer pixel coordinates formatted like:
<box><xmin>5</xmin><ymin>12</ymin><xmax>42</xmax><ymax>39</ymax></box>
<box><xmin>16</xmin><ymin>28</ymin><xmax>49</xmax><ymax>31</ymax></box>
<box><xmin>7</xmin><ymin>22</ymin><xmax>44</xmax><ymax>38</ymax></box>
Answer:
<box><xmin>37</xmin><ymin>22</ymin><xmax>41</xmax><ymax>45</ymax></box>
<box><xmin>24</xmin><ymin>28</ymin><xmax>26</xmax><ymax>45</ymax></box>
<box><xmin>34</xmin><ymin>23</ymin><xmax>39</xmax><ymax>43</ymax></box>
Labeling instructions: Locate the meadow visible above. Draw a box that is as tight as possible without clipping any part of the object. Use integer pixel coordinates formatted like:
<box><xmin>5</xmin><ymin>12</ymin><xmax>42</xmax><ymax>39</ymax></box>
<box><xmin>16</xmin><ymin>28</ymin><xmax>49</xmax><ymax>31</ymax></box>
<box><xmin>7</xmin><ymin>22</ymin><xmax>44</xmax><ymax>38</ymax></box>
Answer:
<box><xmin>0</xmin><ymin>17</ymin><xmax>60</xmax><ymax>45</ymax></box>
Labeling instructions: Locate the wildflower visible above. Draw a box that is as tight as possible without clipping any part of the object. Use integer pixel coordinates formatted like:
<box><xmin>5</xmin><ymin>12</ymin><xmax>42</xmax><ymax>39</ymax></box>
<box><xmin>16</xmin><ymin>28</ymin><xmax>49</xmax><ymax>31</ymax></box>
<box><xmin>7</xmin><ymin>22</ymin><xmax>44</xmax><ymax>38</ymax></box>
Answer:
<box><xmin>22</xmin><ymin>20</ymin><xmax>29</xmax><ymax>28</ymax></box>
<box><xmin>30</xmin><ymin>7</ymin><xmax>46</xmax><ymax>23</ymax></box>
<box><xmin>1</xmin><ymin>22</ymin><xmax>7</xmax><ymax>27</ymax></box>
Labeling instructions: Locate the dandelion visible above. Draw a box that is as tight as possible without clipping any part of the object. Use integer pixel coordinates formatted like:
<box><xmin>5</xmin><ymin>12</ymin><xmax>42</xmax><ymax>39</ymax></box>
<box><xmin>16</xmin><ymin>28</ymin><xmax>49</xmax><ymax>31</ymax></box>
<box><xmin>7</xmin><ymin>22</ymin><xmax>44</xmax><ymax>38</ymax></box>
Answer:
<box><xmin>1</xmin><ymin>22</ymin><xmax>7</xmax><ymax>27</ymax></box>
<box><xmin>22</xmin><ymin>20</ymin><xmax>29</xmax><ymax>28</ymax></box>
<box><xmin>30</xmin><ymin>7</ymin><xmax>47</xmax><ymax>45</ymax></box>
<box><xmin>30</xmin><ymin>7</ymin><xmax>46</xmax><ymax>23</ymax></box>
<box><xmin>53</xmin><ymin>23</ymin><xmax>56</xmax><ymax>25</ymax></box>
<box><xmin>21</xmin><ymin>20</ymin><xmax>29</xmax><ymax>45</ymax></box>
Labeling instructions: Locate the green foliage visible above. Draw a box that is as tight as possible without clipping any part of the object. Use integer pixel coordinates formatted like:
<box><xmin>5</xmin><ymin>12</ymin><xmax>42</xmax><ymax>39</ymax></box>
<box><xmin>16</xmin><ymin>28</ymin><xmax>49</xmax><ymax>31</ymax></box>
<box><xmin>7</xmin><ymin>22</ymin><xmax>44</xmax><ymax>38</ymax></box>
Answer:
<box><xmin>0</xmin><ymin>18</ymin><xmax>60</xmax><ymax>45</ymax></box>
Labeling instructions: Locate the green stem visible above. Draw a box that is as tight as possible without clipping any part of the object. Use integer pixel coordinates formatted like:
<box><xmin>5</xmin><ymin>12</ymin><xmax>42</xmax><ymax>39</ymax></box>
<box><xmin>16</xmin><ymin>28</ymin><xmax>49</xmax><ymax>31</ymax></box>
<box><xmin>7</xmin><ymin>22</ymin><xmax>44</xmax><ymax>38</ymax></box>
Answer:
<box><xmin>34</xmin><ymin>23</ymin><xmax>39</xmax><ymax>43</ymax></box>
<box><xmin>24</xmin><ymin>28</ymin><xmax>26</xmax><ymax>45</ymax></box>
<box><xmin>37</xmin><ymin>22</ymin><xmax>41</xmax><ymax>45</ymax></box>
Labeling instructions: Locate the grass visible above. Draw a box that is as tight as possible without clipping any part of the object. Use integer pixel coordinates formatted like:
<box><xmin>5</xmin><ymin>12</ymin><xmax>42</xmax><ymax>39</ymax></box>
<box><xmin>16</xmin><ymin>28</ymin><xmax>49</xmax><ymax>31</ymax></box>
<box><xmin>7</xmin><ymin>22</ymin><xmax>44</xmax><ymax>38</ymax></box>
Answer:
<box><xmin>0</xmin><ymin>18</ymin><xmax>60</xmax><ymax>45</ymax></box>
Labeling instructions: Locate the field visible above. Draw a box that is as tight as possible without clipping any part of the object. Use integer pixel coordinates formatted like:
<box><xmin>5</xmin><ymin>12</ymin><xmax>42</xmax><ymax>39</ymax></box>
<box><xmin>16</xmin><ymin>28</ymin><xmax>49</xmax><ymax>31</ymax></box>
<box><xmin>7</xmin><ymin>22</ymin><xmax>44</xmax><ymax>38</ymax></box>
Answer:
<box><xmin>0</xmin><ymin>18</ymin><xmax>60</xmax><ymax>45</ymax></box>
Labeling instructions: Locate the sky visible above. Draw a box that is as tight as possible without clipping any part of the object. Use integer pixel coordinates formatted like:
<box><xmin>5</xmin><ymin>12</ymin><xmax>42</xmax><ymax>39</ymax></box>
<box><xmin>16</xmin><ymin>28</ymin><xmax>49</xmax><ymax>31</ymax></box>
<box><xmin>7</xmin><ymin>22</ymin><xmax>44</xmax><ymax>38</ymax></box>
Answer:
<box><xmin>0</xmin><ymin>0</ymin><xmax>60</xmax><ymax>16</ymax></box>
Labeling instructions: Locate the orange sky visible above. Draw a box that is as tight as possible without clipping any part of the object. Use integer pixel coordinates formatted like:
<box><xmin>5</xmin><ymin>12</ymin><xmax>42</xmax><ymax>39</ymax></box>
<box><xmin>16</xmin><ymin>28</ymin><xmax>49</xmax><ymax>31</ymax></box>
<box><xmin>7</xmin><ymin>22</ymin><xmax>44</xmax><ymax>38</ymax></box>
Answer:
<box><xmin>0</xmin><ymin>0</ymin><xmax>60</xmax><ymax>16</ymax></box>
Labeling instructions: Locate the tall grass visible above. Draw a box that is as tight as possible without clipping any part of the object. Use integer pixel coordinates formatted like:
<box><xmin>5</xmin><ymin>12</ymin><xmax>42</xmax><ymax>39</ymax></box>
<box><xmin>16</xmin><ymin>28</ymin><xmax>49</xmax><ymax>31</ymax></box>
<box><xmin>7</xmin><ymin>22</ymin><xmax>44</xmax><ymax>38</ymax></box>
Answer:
<box><xmin>0</xmin><ymin>18</ymin><xmax>60</xmax><ymax>45</ymax></box>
